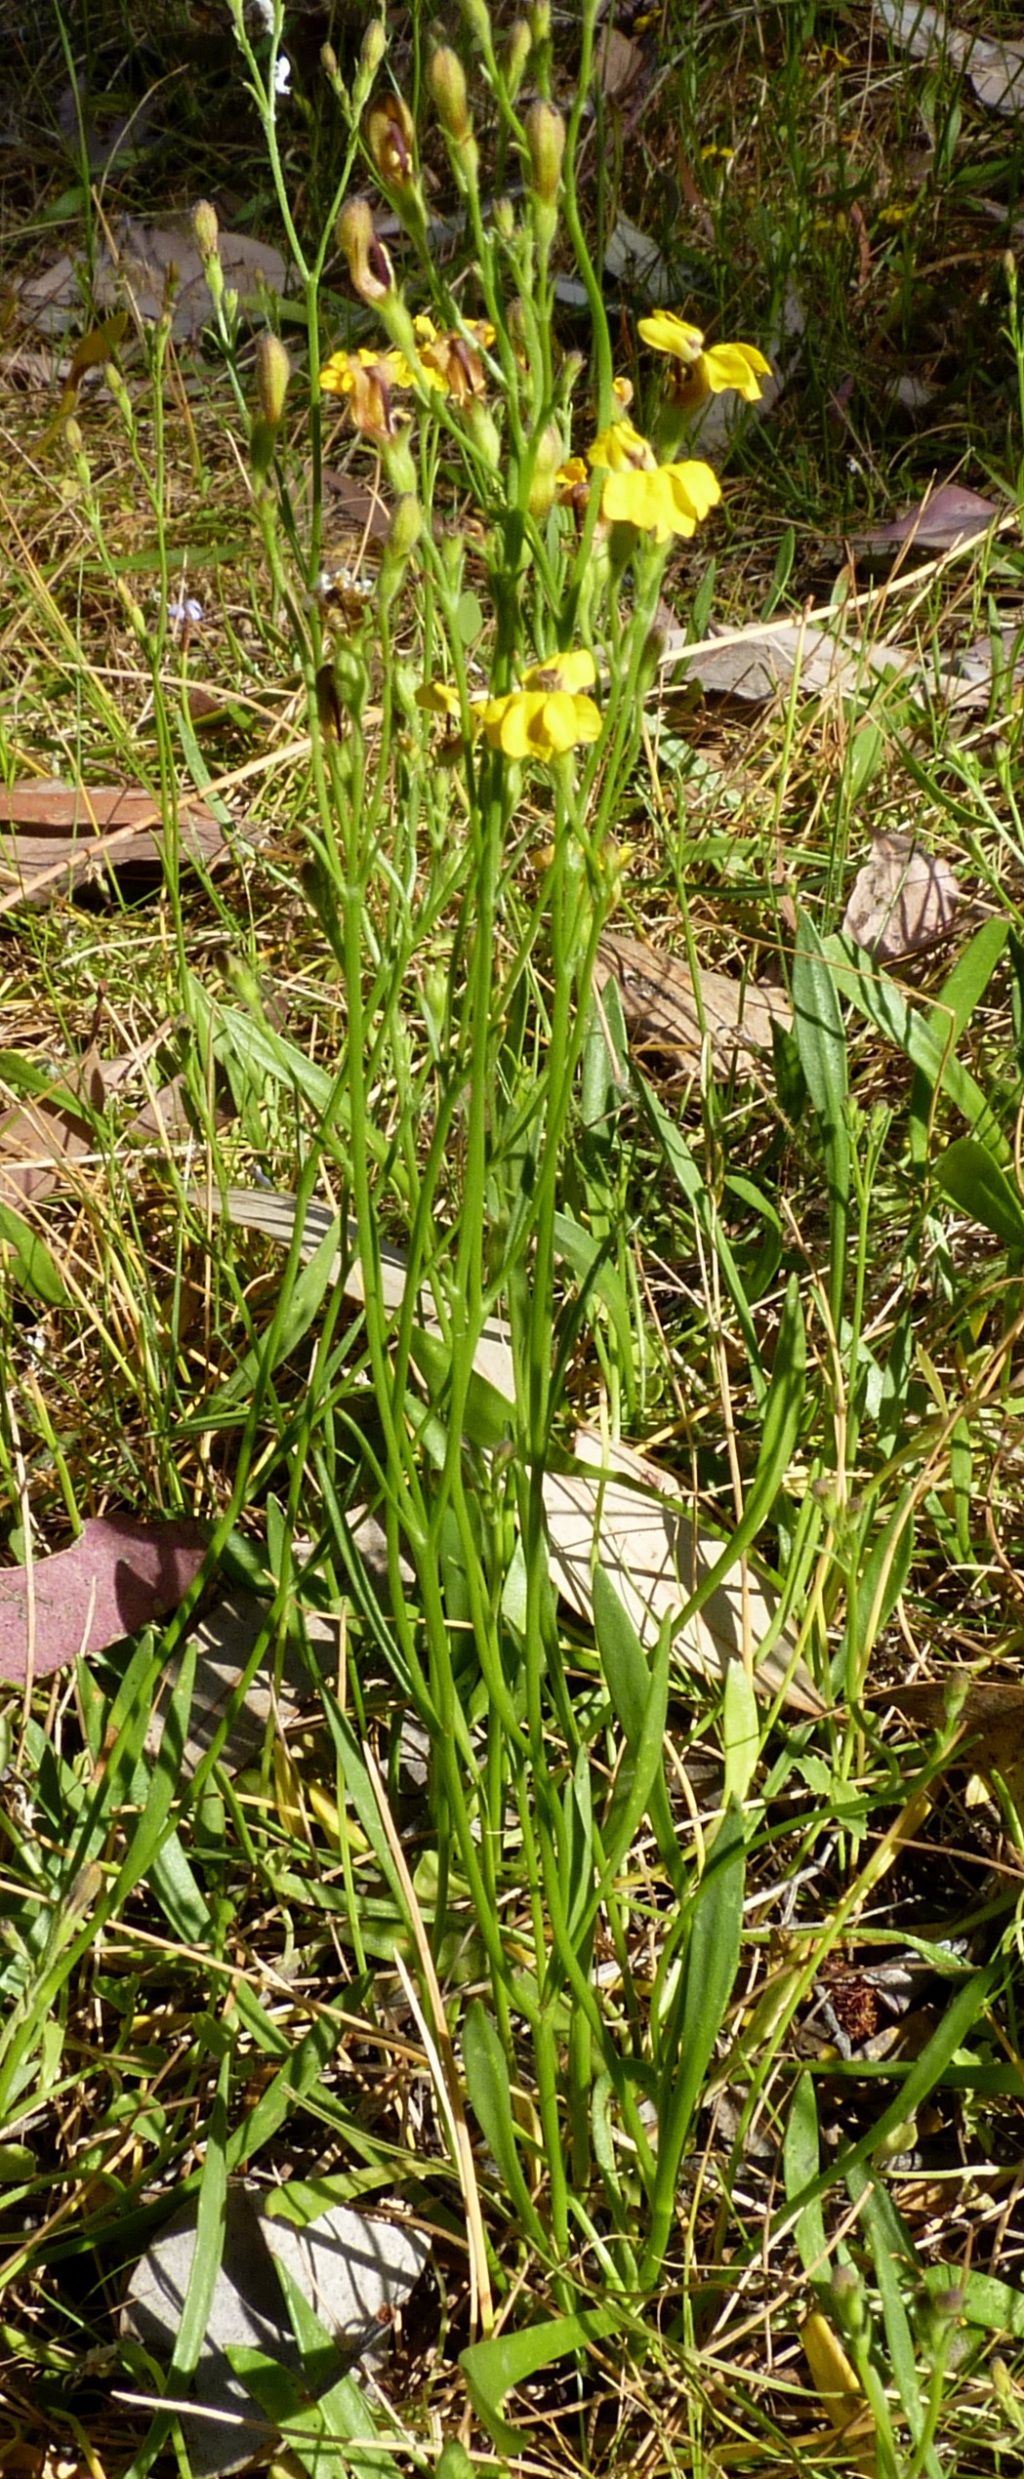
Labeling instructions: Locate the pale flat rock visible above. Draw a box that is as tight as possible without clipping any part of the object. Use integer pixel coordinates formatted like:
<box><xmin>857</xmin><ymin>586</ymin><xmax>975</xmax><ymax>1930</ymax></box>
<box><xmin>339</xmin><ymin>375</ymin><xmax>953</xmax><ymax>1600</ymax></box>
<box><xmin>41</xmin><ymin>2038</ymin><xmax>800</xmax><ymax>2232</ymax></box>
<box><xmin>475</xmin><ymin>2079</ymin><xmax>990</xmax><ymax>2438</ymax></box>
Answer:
<box><xmin>123</xmin><ymin>2186</ymin><xmax>428</xmax><ymax>2479</ymax></box>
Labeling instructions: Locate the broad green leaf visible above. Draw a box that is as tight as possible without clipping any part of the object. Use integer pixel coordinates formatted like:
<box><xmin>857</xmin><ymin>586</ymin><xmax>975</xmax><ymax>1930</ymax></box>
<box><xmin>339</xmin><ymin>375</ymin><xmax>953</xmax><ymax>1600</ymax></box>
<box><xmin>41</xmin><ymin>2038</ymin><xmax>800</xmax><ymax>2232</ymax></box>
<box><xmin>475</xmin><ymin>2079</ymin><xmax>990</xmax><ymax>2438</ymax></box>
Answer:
<box><xmin>643</xmin><ymin>1798</ymin><xmax>746</xmax><ymax>2284</ymax></box>
<box><xmin>0</xmin><ymin>1200</ymin><xmax>67</xmax><ymax>1306</ymax></box>
<box><xmin>827</xmin><ymin>935</ymin><xmax>1010</xmax><ymax>1162</ymax></box>
<box><xmin>936</xmin><ymin>1137</ymin><xmax>1024</xmax><ymax>1249</ymax></box>
<box><xmin>592</xmin><ymin>1565</ymin><xmax>682</xmax><ymax>1893</ymax></box>
<box><xmin>461</xmin><ymin>2304</ymin><xmax>623</xmax><ymax>2452</ymax></box>
<box><xmin>792</xmin><ymin>914</ymin><xmax>849</xmax><ymax>1332</ymax></box>
<box><xmin>909</xmin><ymin>918</ymin><xmax>1009</xmax><ymax>1162</ymax></box>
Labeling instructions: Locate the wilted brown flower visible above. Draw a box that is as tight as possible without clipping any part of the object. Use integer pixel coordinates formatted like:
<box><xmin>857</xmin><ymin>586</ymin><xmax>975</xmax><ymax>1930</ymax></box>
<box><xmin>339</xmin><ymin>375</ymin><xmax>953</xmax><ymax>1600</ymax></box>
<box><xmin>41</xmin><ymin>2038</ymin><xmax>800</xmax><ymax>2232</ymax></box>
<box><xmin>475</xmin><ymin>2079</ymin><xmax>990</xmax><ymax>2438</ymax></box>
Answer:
<box><xmin>336</xmin><ymin>197</ymin><xmax>395</xmax><ymax>302</ymax></box>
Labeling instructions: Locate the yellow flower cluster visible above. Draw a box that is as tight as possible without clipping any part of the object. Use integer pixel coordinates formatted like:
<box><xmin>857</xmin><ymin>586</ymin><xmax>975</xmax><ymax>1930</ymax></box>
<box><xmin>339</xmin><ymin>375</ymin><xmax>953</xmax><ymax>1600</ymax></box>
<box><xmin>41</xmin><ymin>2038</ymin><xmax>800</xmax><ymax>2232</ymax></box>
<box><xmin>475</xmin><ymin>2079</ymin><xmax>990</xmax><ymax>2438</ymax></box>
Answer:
<box><xmin>638</xmin><ymin>311</ymin><xmax>771</xmax><ymax>408</ymax></box>
<box><xmin>320</xmin><ymin>316</ymin><xmax>495</xmax><ymax>436</ymax></box>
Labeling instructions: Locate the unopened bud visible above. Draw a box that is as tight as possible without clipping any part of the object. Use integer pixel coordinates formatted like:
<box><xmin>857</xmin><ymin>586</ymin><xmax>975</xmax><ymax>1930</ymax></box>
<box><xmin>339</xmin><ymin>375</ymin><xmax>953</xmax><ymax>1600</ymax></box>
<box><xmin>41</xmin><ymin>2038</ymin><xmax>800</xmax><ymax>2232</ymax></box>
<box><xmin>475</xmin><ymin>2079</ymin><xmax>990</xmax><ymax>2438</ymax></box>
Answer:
<box><xmin>528</xmin><ymin>2</ymin><xmax>551</xmax><ymax>40</ymax></box>
<box><xmin>527</xmin><ymin>420</ymin><xmax>563</xmax><ymax>520</ymax></box>
<box><xmin>831</xmin><ymin>2263</ymin><xmax>867</xmax><ymax>2341</ymax></box>
<box><xmin>321</xmin><ymin>43</ymin><xmax>349</xmax><ymax>106</ymax></box>
<box><xmin>463</xmin><ymin>398</ymin><xmax>501</xmax><ymax>470</ymax></box>
<box><xmin>381</xmin><ymin>431</ymin><xmax>418</xmax><ymax>498</ymax></box>
<box><xmin>459</xmin><ymin>0</ymin><xmax>492</xmax><ymax>44</ymax></box>
<box><xmin>503</xmin><ymin>19</ymin><xmax>531</xmax><ymax>99</ymax></box>
<box><xmin>364</xmin><ymin>93</ymin><xmax>417</xmax><ymax>187</ymax></box>
<box><xmin>525</xmin><ymin>99</ymin><xmax>565</xmax><ymax>208</ymax></box>
<box><xmin>359</xmin><ymin>18</ymin><xmax>387</xmax><ymax>81</ymax></box>
<box><xmin>255</xmin><ymin>332</ymin><xmax>290</xmax><ymax>428</ymax></box>
<box><xmin>385</xmin><ymin>494</ymin><xmax>422</xmax><ymax>562</ymax></box>
<box><xmin>493</xmin><ymin>196</ymin><xmax>516</xmax><ymax>242</ymax></box>
<box><xmin>336</xmin><ymin>197</ymin><xmax>395</xmax><ymax>302</ymax></box>
<box><xmin>64</xmin><ymin>416</ymin><xmax>83</xmax><ymax>457</ymax></box>
<box><xmin>428</xmin><ymin>47</ymin><xmax>471</xmax><ymax>143</ymax></box>
<box><xmin>193</xmin><ymin>199</ymin><xmax>219</xmax><ymax>258</ymax></box>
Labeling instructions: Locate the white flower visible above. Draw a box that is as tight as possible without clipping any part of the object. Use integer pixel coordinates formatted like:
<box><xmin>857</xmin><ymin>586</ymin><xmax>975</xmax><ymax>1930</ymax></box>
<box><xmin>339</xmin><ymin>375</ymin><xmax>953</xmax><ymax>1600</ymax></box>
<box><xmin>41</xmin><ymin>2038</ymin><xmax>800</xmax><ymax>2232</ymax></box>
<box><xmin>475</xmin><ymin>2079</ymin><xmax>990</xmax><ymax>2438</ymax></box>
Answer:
<box><xmin>274</xmin><ymin>53</ymin><xmax>292</xmax><ymax>96</ymax></box>
<box><xmin>167</xmin><ymin>595</ymin><xmax>204</xmax><ymax>634</ymax></box>
<box><xmin>250</xmin><ymin>0</ymin><xmax>276</xmax><ymax>32</ymax></box>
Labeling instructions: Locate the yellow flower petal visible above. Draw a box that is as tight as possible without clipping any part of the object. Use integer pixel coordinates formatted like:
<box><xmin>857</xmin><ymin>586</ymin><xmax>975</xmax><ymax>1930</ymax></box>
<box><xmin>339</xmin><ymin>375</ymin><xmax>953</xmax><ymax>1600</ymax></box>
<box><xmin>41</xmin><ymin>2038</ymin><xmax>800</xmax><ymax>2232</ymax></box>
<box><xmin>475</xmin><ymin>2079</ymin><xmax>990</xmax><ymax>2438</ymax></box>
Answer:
<box><xmin>523</xmin><ymin>649</ymin><xmax>597</xmax><ymax>694</ymax></box>
<box><xmin>415</xmin><ymin>681</ymin><xmax>461</xmax><ymax>716</ymax></box>
<box><xmin>638</xmin><ymin>311</ymin><xmax>705</xmax><ymax>361</ymax></box>
<box><xmin>587</xmin><ymin>417</ymin><xmax>655</xmax><ymax>473</ymax></box>
<box><xmin>701</xmin><ymin>341</ymin><xmax>771</xmax><ymax>400</ymax></box>
<box><xmin>668</xmin><ymin>460</ymin><xmax>722</xmax><ymax>520</ymax></box>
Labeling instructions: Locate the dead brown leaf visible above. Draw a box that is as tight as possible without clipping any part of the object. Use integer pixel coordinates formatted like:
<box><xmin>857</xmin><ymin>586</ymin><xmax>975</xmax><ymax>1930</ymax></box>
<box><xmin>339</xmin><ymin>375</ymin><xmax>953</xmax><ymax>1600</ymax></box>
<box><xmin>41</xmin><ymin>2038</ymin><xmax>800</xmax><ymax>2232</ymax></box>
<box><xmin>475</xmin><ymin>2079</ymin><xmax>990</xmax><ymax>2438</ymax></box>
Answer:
<box><xmin>0</xmin><ymin>1513</ymin><xmax>209</xmax><ymax>1682</ymax></box>
<box><xmin>596</xmin><ymin>26</ymin><xmax>647</xmax><ymax>100</ymax></box>
<box><xmin>842</xmin><ymin>834</ymin><xmax>960</xmax><ymax>962</ymax></box>
<box><xmin>543</xmin><ymin>1430</ymin><xmax>823</xmax><ymax>1713</ymax></box>
<box><xmin>596</xmin><ymin>929</ymin><xmax>791</xmax><ymax>1065</ymax></box>
<box><xmin>0</xmin><ymin>781</ymin><xmax>233</xmax><ymax>910</ymax></box>
<box><xmin>845</xmin><ymin>481</ymin><xmax>1001</xmax><ymax>562</ymax></box>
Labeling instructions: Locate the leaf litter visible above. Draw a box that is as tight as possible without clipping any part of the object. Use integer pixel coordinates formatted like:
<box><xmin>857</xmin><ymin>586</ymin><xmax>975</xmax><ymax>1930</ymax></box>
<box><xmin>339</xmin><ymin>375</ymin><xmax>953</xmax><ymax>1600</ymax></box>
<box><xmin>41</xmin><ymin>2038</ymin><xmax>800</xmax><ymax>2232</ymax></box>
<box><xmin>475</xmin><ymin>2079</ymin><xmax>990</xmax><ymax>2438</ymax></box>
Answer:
<box><xmin>842</xmin><ymin>834</ymin><xmax>961</xmax><ymax>962</ymax></box>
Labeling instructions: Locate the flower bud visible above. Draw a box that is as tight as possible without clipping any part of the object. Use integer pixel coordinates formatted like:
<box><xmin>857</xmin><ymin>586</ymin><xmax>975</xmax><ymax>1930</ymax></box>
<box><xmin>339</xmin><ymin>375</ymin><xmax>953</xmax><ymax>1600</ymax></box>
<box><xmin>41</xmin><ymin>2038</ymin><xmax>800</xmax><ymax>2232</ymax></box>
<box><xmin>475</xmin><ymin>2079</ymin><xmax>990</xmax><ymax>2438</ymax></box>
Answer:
<box><xmin>321</xmin><ymin>43</ymin><xmax>349</xmax><ymax>106</ymax></box>
<box><xmin>385</xmin><ymin>494</ymin><xmax>422</xmax><ymax>562</ymax></box>
<box><xmin>525</xmin><ymin>99</ymin><xmax>565</xmax><ymax>207</ymax></box>
<box><xmin>463</xmin><ymin>398</ymin><xmax>502</xmax><ymax>470</ymax></box>
<box><xmin>64</xmin><ymin>416</ymin><xmax>83</xmax><ymax>457</ymax></box>
<box><xmin>364</xmin><ymin>93</ymin><xmax>417</xmax><ymax>187</ymax></box>
<box><xmin>255</xmin><ymin>332</ymin><xmax>290</xmax><ymax>427</ymax></box>
<box><xmin>527</xmin><ymin>419</ymin><xmax>563</xmax><ymax>520</ymax></box>
<box><xmin>830</xmin><ymin>2263</ymin><xmax>867</xmax><ymax>2341</ymax></box>
<box><xmin>428</xmin><ymin>47</ymin><xmax>471</xmax><ymax>142</ymax></box>
<box><xmin>336</xmin><ymin>197</ymin><xmax>395</xmax><ymax>302</ymax></box>
<box><xmin>459</xmin><ymin>0</ymin><xmax>492</xmax><ymax>44</ymax></box>
<box><xmin>503</xmin><ymin>19</ymin><xmax>531</xmax><ymax>99</ymax></box>
<box><xmin>493</xmin><ymin>196</ymin><xmax>516</xmax><ymax>242</ymax></box>
<box><xmin>528</xmin><ymin>2</ymin><xmax>551</xmax><ymax>39</ymax></box>
<box><xmin>359</xmin><ymin>18</ymin><xmax>387</xmax><ymax>81</ymax></box>
<box><xmin>193</xmin><ymin>199</ymin><xmax>219</xmax><ymax>258</ymax></box>
<box><xmin>381</xmin><ymin>432</ymin><xmax>418</xmax><ymax>498</ymax></box>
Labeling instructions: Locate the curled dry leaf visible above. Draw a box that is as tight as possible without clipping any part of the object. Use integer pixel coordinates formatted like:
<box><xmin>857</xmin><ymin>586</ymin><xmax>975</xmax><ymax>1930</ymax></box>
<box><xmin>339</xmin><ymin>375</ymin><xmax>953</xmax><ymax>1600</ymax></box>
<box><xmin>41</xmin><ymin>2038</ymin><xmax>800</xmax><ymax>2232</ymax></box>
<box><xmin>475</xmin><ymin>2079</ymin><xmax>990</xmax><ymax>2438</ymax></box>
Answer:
<box><xmin>842</xmin><ymin>834</ymin><xmax>960</xmax><ymax>961</ymax></box>
<box><xmin>596</xmin><ymin>929</ymin><xmax>791</xmax><ymax>1066</ymax></box>
<box><xmin>0</xmin><ymin>1042</ymin><xmax>197</xmax><ymax>1208</ymax></box>
<box><xmin>0</xmin><ymin>1513</ymin><xmax>208</xmax><ymax>1682</ymax></box>
<box><xmin>543</xmin><ymin>1430</ymin><xmax>823</xmax><ymax>1714</ymax></box>
<box><xmin>0</xmin><ymin>782</ymin><xmax>233</xmax><ymax>911</ymax></box>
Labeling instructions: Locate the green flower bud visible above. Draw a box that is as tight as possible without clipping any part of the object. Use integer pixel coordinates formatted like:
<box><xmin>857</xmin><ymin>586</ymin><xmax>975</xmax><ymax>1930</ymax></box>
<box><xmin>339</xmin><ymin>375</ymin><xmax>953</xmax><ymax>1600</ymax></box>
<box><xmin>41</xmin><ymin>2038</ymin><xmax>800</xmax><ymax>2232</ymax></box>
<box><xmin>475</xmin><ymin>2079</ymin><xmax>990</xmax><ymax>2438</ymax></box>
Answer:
<box><xmin>524</xmin><ymin>98</ymin><xmax>565</xmax><ymax>207</ymax></box>
<box><xmin>104</xmin><ymin>361</ymin><xmax>132</xmax><ymax>426</ymax></box>
<box><xmin>527</xmin><ymin>419</ymin><xmax>563</xmax><ymax>519</ymax></box>
<box><xmin>493</xmin><ymin>195</ymin><xmax>516</xmax><ymax>242</ymax></box>
<box><xmin>428</xmin><ymin>47</ymin><xmax>471</xmax><ymax>142</ymax></box>
<box><xmin>459</xmin><ymin>0</ymin><xmax>492</xmax><ymax>44</ymax></box>
<box><xmin>255</xmin><ymin>332</ymin><xmax>290</xmax><ymax>428</ymax></box>
<box><xmin>503</xmin><ymin>20</ymin><xmax>532</xmax><ymax>99</ymax></box>
<box><xmin>359</xmin><ymin>18</ymin><xmax>387</xmax><ymax>81</ymax></box>
<box><xmin>463</xmin><ymin>397</ymin><xmax>502</xmax><ymax>470</ymax></box>
<box><xmin>528</xmin><ymin>2</ymin><xmax>551</xmax><ymax>39</ymax></box>
<box><xmin>830</xmin><ymin>2263</ymin><xmax>867</xmax><ymax>2341</ymax></box>
<box><xmin>385</xmin><ymin>494</ymin><xmax>422</xmax><ymax>562</ymax></box>
<box><xmin>193</xmin><ymin>198</ymin><xmax>219</xmax><ymax>258</ymax></box>
<box><xmin>381</xmin><ymin>432</ymin><xmax>418</xmax><ymax>498</ymax></box>
<box><xmin>64</xmin><ymin>416</ymin><xmax>83</xmax><ymax>456</ymax></box>
<box><xmin>321</xmin><ymin>43</ymin><xmax>349</xmax><ymax>107</ymax></box>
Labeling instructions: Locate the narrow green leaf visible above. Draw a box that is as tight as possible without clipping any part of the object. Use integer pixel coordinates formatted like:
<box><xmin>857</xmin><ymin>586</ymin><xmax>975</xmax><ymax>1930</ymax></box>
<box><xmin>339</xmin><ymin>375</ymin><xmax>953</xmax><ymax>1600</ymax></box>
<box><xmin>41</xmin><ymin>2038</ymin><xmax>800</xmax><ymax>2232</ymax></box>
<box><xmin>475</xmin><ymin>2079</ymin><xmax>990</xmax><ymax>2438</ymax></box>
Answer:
<box><xmin>201</xmin><ymin>1214</ymin><xmax>342</xmax><ymax>1418</ymax></box>
<box><xmin>642</xmin><ymin>1798</ymin><xmax>746</xmax><ymax>2285</ymax></box>
<box><xmin>784</xmin><ymin>2071</ymin><xmax>826</xmax><ymax>2276</ymax></box>
<box><xmin>792</xmin><ymin>914</ymin><xmax>849</xmax><ymax>1330</ymax></box>
<box><xmin>592</xmin><ymin>1567</ymin><xmax>681</xmax><ymax>1892</ymax></box>
<box><xmin>827</xmin><ymin>935</ymin><xmax>1010</xmax><ymax>1161</ymax></box>
<box><xmin>462</xmin><ymin>1999</ymin><xmax>546</xmax><ymax>2246</ymax></box>
<box><xmin>909</xmin><ymin>918</ymin><xmax>1009</xmax><ymax>1161</ymax></box>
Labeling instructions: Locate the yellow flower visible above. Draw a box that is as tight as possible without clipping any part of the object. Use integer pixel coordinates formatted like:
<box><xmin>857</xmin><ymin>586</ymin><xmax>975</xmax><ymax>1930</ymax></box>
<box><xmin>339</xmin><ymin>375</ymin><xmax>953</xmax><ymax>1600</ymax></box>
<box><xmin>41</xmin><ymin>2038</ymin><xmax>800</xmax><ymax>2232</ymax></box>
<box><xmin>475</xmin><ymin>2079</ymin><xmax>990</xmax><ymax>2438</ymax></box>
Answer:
<box><xmin>412</xmin><ymin>312</ymin><xmax>494</xmax><ymax>405</ymax></box>
<box><xmin>480</xmin><ymin>651</ymin><xmax>601</xmax><ymax>761</ymax></box>
<box><xmin>319</xmin><ymin>345</ymin><xmax>412</xmax><ymax>439</ymax></box>
<box><xmin>587</xmin><ymin>421</ymin><xmax>721</xmax><ymax>542</ymax></box>
<box><xmin>638</xmin><ymin>311</ymin><xmax>771</xmax><ymax>405</ymax></box>
<box><xmin>415</xmin><ymin>681</ymin><xmax>463</xmax><ymax>718</ymax></box>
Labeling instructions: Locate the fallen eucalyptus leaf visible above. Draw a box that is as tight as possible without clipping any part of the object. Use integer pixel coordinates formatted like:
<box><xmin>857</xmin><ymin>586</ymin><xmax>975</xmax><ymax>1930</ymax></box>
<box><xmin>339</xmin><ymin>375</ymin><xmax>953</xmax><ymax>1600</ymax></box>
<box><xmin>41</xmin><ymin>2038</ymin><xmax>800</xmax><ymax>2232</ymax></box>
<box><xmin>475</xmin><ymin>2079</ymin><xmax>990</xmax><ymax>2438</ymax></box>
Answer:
<box><xmin>842</xmin><ymin>835</ymin><xmax>960</xmax><ymax>961</ymax></box>
<box><xmin>661</xmin><ymin>617</ymin><xmax>913</xmax><ymax>702</ymax></box>
<box><xmin>542</xmin><ymin>1430</ymin><xmax>823</xmax><ymax>1714</ymax></box>
<box><xmin>596</xmin><ymin>930</ymin><xmax>790</xmax><ymax>1065</ymax></box>
<box><xmin>0</xmin><ymin>1513</ymin><xmax>208</xmax><ymax>1682</ymax></box>
<box><xmin>205</xmin><ymin>1187</ymin><xmax>516</xmax><ymax>1404</ymax></box>
<box><xmin>845</xmin><ymin>481</ymin><xmax>1001</xmax><ymax>561</ymax></box>
<box><xmin>0</xmin><ymin>782</ymin><xmax>233</xmax><ymax>909</ymax></box>
<box><xmin>878</xmin><ymin>0</ymin><xmax>1024</xmax><ymax>116</ymax></box>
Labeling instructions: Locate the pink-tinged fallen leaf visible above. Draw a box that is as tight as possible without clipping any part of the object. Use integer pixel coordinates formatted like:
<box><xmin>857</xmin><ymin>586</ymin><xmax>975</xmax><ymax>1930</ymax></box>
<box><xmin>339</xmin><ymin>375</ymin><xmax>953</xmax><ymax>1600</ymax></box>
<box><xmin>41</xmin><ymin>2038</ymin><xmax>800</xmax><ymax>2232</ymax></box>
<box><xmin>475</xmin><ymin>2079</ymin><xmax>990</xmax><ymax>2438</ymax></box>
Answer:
<box><xmin>0</xmin><ymin>1514</ymin><xmax>209</xmax><ymax>1682</ymax></box>
<box><xmin>842</xmin><ymin>834</ymin><xmax>960</xmax><ymax>961</ymax></box>
<box><xmin>847</xmin><ymin>482</ymin><xmax>1001</xmax><ymax>560</ymax></box>
<box><xmin>0</xmin><ymin>782</ymin><xmax>233</xmax><ymax>912</ymax></box>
